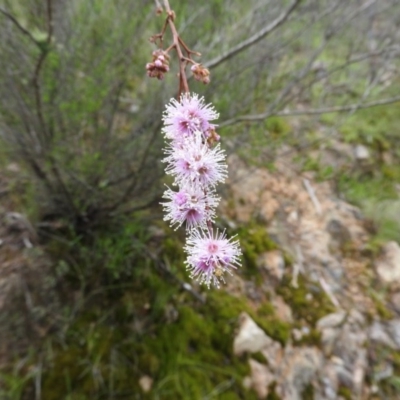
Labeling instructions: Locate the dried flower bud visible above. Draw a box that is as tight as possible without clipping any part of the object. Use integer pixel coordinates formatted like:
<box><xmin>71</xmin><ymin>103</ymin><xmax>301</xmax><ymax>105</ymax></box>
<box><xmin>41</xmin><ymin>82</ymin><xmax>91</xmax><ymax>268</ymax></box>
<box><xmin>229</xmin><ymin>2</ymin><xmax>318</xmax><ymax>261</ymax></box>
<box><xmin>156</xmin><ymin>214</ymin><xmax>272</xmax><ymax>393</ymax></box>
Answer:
<box><xmin>206</xmin><ymin>128</ymin><xmax>221</xmax><ymax>145</ymax></box>
<box><xmin>191</xmin><ymin>63</ymin><xmax>210</xmax><ymax>84</ymax></box>
<box><xmin>146</xmin><ymin>49</ymin><xmax>170</xmax><ymax>80</ymax></box>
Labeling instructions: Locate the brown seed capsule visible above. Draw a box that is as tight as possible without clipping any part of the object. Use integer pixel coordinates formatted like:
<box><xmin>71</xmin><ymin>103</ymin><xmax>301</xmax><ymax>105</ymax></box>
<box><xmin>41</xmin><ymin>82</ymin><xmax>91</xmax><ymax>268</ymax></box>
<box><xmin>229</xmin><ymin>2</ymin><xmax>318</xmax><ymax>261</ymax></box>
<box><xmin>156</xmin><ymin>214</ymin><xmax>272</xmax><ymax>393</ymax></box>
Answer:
<box><xmin>191</xmin><ymin>63</ymin><xmax>211</xmax><ymax>84</ymax></box>
<box><xmin>146</xmin><ymin>49</ymin><xmax>170</xmax><ymax>80</ymax></box>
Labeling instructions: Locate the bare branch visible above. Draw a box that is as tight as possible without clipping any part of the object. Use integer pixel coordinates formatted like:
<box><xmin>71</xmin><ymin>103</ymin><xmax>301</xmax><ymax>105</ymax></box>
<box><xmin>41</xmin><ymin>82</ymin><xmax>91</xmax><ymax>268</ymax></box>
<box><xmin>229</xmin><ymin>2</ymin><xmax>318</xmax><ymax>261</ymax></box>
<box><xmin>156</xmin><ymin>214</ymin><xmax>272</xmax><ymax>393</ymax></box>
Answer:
<box><xmin>32</xmin><ymin>0</ymin><xmax>54</xmax><ymax>140</ymax></box>
<box><xmin>276</xmin><ymin>96</ymin><xmax>400</xmax><ymax>116</ymax></box>
<box><xmin>0</xmin><ymin>6</ymin><xmax>38</xmax><ymax>47</ymax></box>
<box><xmin>303</xmin><ymin>179</ymin><xmax>322</xmax><ymax>216</ymax></box>
<box><xmin>220</xmin><ymin>95</ymin><xmax>400</xmax><ymax>126</ymax></box>
<box><xmin>265</xmin><ymin>0</ymin><xmax>377</xmax><ymax>118</ymax></box>
<box><xmin>155</xmin><ymin>0</ymin><xmax>162</xmax><ymax>11</ymax></box>
<box><xmin>162</xmin><ymin>0</ymin><xmax>171</xmax><ymax>11</ymax></box>
<box><xmin>205</xmin><ymin>0</ymin><xmax>302</xmax><ymax>70</ymax></box>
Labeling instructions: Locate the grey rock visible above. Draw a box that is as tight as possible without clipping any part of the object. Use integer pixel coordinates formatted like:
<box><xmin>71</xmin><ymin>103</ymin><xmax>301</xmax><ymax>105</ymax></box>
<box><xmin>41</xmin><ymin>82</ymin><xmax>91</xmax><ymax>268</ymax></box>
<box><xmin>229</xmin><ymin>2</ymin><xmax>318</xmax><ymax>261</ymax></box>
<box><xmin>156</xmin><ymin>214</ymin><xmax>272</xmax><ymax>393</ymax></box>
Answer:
<box><xmin>369</xmin><ymin>320</ymin><xmax>399</xmax><ymax>349</ymax></box>
<box><xmin>387</xmin><ymin>319</ymin><xmax>400</xmax><ymax>348</ymax></box>
<box><xmin>390</xmin><ymin>292</ymin><xmax>400</xmax><ymax>314</ymax></box>
<box><xmin>326</xmin><ymin>219</ymin><xmax>352</xmax><ymax>248</ymax></box>
<box><xmin>233</xmin><ymin>312</ymin><xmax>275</xmax><ymax>355</ymax></box>
<box><xmin>375</xmin><ymin>241</ymin><xmax>400</xmax><ymax>284</ymax></box>
<box><xmin>317</xmin><ymin>311</ymin><xmax>347</xmax><ymax>330</ymax></box>
<box><xmin>246</xmin><ymin>359</ymin><xmax>275</xmax><ymax>399</ymax></box>
<box><xmin>276</xmin><ymin>347</ymin><xmax>322</xmax><ymax>400</ymax></box>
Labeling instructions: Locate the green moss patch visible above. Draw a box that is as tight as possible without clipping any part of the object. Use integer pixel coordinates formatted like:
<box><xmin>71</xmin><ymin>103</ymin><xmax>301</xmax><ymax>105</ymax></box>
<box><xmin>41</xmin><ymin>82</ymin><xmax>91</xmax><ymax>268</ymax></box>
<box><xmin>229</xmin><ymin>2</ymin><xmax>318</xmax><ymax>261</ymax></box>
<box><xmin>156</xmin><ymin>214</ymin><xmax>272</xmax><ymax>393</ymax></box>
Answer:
<box><xmin>236</xmin><ymin>223</ymin><xmax>278</xmax><ymax>280</ymax></box>
<box><xmin>277</xmin><ymin>275</ymin><xmax>334</xmax><ymax>327</ymax></box>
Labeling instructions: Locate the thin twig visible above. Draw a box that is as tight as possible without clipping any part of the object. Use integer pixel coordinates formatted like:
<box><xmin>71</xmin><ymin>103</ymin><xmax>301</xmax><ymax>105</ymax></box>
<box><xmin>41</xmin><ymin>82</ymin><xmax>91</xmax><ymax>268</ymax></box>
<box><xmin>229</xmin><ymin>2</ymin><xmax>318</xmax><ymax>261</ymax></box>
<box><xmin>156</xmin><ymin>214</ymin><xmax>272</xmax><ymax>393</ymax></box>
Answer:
<box><xmin>32</xmin><ymin>0</ymin><xmax>53</xmax><ymax>140</ymax></box>
<box><xmin>162</xmin><ymin>0</ymin><xmax>189</xmax><ymax>96</ymax></box>
<box><xmin>0</xmin><ymin>6</ymin><xmax>38</xmax><ymax>47</ymax></box>
<box><xmin>292</xmin><ymin>244</ymin><xmax>303</xmax><ymax>288</ymax></box>
<box><xmin>162</xmin><ymin>0</ymin><xmax>171</xmax><ymax>11</ymax></box>
<box><xmin>205</xmin><ymin>0</ymin><xmax>302</xmax><ymax>70</ymax></box>
<box><xmin>155</xmin><ymin>0</ymin><xmax>162</xmax><ymax>11</ymax></box>
<box><xmin>220</xmin><ymin>95</ymin><xmax>400</xmax><ymax>127</ymax></box>
<box><xmin>303</xmin><ymin>178</ymin><xmax>322</xmax><ymax>216</ymax></box>
<box><xmin>277</xmin><ymin>95</ymin><xmax>400</xmax><ymax>117</ymax></box>
<box><xmin>318</xmin><ymin>275</ymin><xmax>341</xmax><ymax>309</ymax></box>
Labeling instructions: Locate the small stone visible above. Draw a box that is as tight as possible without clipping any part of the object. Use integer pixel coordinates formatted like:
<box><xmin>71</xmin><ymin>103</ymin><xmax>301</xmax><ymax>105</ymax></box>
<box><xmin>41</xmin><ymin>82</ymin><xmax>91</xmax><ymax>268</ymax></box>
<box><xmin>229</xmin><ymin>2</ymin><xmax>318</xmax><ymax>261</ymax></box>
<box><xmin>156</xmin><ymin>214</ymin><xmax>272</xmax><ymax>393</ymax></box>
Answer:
<box><xmin>390</xmin><ymin>292</ymin><xmax>400</xmax><ymax>314</ymax></box>
<box><xmin>352</xmin><ymin>349</ymin><xmax>367</xmax><ymax>395</ymax></box>
<box><xmin>374</xmin><ymin>363</ymin><xmax>393</xmax><ymax>382</ymax></box>
<box><xmin>272</xmin><ymin>296</ymin><xmax>293</xmax><ymax>323</ymax></box>
<box><xmin>139</xmin><ymin>375</ymin><xmax>153</xmax><ymax>392</ymax></box>
<box><xmin>260</xmin><ymin>341</ymin><xmax>283</xmax><ymax>372</ymax></box>
<box><xmin>248</xmin><ymin>359</ymin><xmax>275</xmax><ymax>399</ymax></box>
<box><xmin>387</xmin><ymin>319</ymin><xmax>400</xmax><ymax>348</ymax></box>
<box><xmin>292</xmin><ymin>328</ymin><xmax>303</xmax><ymax>341</ymax></box>
<box><xmin>326</xmin><ymin>219</ymin><xmax>352</xmax><ymax>249</ymax></box>
<box><xmin>233</xmin><ymin>312</ymin><xmax>274</xmax><ymax>355</ymax></box>
<box><xmin>335</xmin><ymin>363</ymin><xmax>353</xmax><ymax>388</ymax></box>
<box><xmin>369</xmin><ymin>321</ymin><xmax>398</xmax><ymax>349</ymax></box>
<box><xmin>321</xmin><ymin>362</ymin><xmax>339</xmax><ymax>400</ymax></box>
<box><xmin>287</xmin><ymin>210</ymin><xmax>299</xmax><ymax>223</ymax></box>
<box><xmin>317</xmin><ymin>312</ymin><xmax>347</xmax><ymax>330</ymax></box>
<box><xmin>354</xmin><ymin>144</ymin><xmax>370</xmax><ymax>160</ymax></box>
<box><xmin>242</xmin><ymin>376</ymin><xmax>253</xmax><ymax>389</ymax></box>
<box><xmin>375</xmin><ymin>241</ymin><xmax>400</xmax><ymax>284</ymax></box>
<box><xmin>305</xmin><ymin>293</ymin><xmax>313</xmax><ymax>302</ymax></box>
<box><xmin>257</xmin><ymin>250</ymin><xmax>285</xmax><ymax>281</ymax></box>
<box><xmin>278</xmin><ymin>347</ymin><xmax>322</xmax><ymax>400</ymax></box>
<box><xmin>6</xmin><ymin>163</ymin><xmax>20</xmax><ymax>172</ymax></box>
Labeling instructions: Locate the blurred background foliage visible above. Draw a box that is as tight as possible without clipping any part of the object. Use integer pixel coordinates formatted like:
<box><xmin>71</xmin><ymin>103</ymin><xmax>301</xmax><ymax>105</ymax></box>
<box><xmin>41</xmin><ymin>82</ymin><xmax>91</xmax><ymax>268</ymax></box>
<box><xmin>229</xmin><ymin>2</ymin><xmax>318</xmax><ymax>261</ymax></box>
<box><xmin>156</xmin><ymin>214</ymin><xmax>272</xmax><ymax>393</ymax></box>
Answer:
<box><xmin>1</xmin><ymin>0</ymin><xmax>400</xmax><ymax>398</ymax></box>
<box><xmin>1</xmin><ymin>0</ymin><xmax>400</xmax><ymax>230</ymax></box>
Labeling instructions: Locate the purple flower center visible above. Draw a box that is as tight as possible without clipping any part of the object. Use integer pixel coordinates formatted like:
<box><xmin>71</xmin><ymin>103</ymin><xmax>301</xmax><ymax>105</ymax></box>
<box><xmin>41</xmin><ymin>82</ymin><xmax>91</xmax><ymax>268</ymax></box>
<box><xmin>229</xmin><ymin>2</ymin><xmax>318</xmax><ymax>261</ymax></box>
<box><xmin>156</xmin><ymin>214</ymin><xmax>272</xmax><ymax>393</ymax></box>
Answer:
<box><xmin>177</xmin><ymin>159</ymin><xmax>190</xmax><ymax>171</ymax></box>
<box><xmin>198</xmin><ymin>166</ymin><xmax>208</xmax><ymax>175</ymax></box>
<box><xmin>196</xmin><ymin>260</ymin><xmax>211</xmax><ymax>271</ymax></box>
<box><xmin>179</xmin><ymin>113</ymin><xmax>201</xmax><ymax>133</ymax></box>
<box><xmin>174</xmin><ymin>192</ymin><xmax>187</xmax><ymax>206</ymax></box>
<box><xmin>186</xmin><ymin>209</ymin><xmax>201</xmax><ymax>222</ymax></box>
<box><xmin>207</xmin><ymin>242</ymin><xmax>219</xmax><ymax>254</ymax></box>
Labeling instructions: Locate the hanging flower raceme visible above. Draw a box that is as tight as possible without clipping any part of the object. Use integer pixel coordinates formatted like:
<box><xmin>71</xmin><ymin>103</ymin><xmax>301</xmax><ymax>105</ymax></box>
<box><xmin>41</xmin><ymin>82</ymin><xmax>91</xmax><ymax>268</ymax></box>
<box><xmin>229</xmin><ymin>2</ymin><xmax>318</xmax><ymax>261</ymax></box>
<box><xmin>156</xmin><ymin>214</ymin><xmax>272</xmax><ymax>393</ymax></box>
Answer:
<box><xmin>148</xmin><ymin>5</ymin><xmax>241</xmax><ymax>288</ymax></box>
<box><xmin>160</xmin><ymin>93</ymin><xmax>242</xmax><ymax>288</ymax></box>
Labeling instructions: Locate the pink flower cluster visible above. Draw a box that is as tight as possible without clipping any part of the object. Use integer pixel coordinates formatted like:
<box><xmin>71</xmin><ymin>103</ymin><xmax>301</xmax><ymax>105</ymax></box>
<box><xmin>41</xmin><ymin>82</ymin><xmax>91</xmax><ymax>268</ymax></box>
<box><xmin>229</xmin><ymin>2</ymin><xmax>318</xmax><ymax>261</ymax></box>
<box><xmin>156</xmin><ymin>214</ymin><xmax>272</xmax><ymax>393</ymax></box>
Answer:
<box><xmin>161</xmin><ymin>93</ymin><xmax>241</xmax><ymax>288</ymax></box>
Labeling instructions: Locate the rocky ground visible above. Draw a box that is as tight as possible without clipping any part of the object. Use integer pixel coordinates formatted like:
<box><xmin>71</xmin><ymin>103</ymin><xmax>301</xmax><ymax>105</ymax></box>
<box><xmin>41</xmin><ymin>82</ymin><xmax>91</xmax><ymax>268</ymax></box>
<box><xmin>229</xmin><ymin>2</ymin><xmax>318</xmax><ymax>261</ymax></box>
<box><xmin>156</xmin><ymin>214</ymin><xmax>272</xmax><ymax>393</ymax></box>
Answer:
<box><xmin>220</xmin><ymin>150</ymin><xmax>400</xmax><ymax>399</ymax></box>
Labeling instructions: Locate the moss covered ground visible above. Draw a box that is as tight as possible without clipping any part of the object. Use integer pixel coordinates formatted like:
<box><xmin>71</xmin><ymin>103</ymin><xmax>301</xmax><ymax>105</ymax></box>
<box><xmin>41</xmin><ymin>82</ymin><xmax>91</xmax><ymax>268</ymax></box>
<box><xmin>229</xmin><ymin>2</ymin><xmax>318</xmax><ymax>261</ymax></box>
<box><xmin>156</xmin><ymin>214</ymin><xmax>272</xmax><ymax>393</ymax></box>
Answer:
<box><xmin>0</xmin><ymin>219</ymin><xmax>293</xmax><ymax>399</ymax></box>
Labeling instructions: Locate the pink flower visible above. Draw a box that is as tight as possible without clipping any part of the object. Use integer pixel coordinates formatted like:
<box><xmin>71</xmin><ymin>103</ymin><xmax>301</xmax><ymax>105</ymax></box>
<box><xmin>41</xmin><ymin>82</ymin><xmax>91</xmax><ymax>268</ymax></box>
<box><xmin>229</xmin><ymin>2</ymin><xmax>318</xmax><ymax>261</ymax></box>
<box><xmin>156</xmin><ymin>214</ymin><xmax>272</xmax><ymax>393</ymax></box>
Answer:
<box><xmin>162</xmin><ymin>186</ymin><xmax>219</xmax><ymax>230</ymax></box>
<box><xmin>162</xmin><ymin>93</ymin><xmax>219</xmax><ymax>141</ymax></box>
<box><xmin>163</xmin><ymin>131</ymin><xmax>227</xmax><ymax>188</ymax></box>
<box><xmin>159</xmin><ymin>91</ymin><xmax>241</xmax><ymax>288</ymax></box>
<box><xmin>184</xmin><ymin>228</ymin><xmax>242</xmax><ymax>288</ymax></box>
